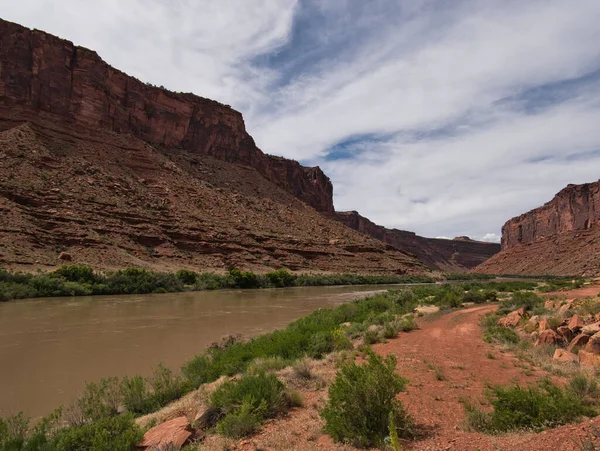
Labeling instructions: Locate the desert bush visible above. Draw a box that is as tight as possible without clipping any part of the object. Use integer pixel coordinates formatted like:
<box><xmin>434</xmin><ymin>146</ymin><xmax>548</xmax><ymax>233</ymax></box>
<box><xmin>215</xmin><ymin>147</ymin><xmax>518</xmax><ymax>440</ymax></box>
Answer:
<box><xmin>51</xmin><ymin>413</ymin><xmax>142</xmax><ymax>451</ymax></box>
<box><xmin>292</xmin><ymin>358</ymin><xmax>314</xmax><ymax>381</ymax></box>
<box><xmin>120</xmin><ymin>375</ymin><xmax>152</xmax><ymax>415</ymax></box>
<box><xmin>265</xmin><ymin>269</ymin><xmax>296</xmax><ymax>287</ymax></box>
<box><xmin>175</xmin><ymin>269</ymin><xmax>198</xmax><ymax>285</ymax></box>
<box><xmin>483</xmin><ymin>326</ymin><xmax>520</xmax><ymax>345</ymax></box>
<box><xmin>215</xmin><ymin>399</ymin><xmax>267</xmax><ymax>438</ymax></box>
<box><xmin>228</xmin><ymin>269</ymin><xmax>259</xmax><ymax>289</ymax></box>
<box><xmin>247</xmin><ymin>356</ymin><xmax>289</xmax><ymax>375</ymax></box>
<box><xmin>209</xmin><ymin>373</ymin><xmax>293</xmax><ymax>438</ymax></box>
<box><xmin>78</xmin><ymin>377</ymin><xmax>121</xmax><ymax>422</ymax></box>
<box><xmin>463</xmin><ymin>290</ymin><xmax>486</xmax><ymax>304</ymax></box>
<box><xmin>569</xmin><ymin>374</ymin><xmax>600</xmax><ymax>406</ymax></box>
<box><xmin>434</xmin><ymin>286</ymin><xmax>463</xmax><ymax>309</ymax></box>
<box><xmin>320</xmin><ymin>352</ymin><xmax>411</xmax><ymax>448</ymax></box>
<box><xmin>364</xmin><ymin>327</ymin><xmax>383</xmax><ymax>344</ymax></box>
<box><xmin>147</xmin><ymin>363</ymin><xmax>187</xmax><ymax>409</ymax></box>
<box><xmin>464</xmin><ymin>380</ymin><xmax>595</xmax><ymax>433</ymax></box>
<box><xmin>0</xmin><ymin>409</ymin><xmax>61</xmax><ymax>451</ymax></box>
<box><xmin>501</xmin><ymin>291</ymin><xmax>543</xmax><ymax>312</ymax></box>
<box><xmin>52</xmin><ymin>265</ymin><xmax>98</xmax><ymax>284</ymax></box>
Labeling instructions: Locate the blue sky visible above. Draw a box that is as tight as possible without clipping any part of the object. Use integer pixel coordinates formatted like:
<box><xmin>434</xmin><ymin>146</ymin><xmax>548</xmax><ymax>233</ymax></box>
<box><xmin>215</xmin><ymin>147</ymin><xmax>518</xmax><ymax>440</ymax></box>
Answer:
<box><xmin>3</xmin><ymin>0</ymin><xmax>600</xmax><ymax>242</ymax></box>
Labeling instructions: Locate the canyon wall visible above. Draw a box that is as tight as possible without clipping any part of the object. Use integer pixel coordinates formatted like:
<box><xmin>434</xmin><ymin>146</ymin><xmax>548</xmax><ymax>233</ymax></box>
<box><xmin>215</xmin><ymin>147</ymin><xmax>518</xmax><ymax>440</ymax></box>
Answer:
<box><xmin>0</xmin><ymin>18</ymin><xmax>333</xmax><ymax>213</ymax></box>
<box><xmin>476</xmin><ymin>181</ymin><xmax>600</xmax><ymax>276</ymax></box>
<box><xmin>335</xmin><ymin>211</ymin><xmax>500</xmax><ymax>271</ymax></box>
<box><xmin>501</xmin><ymin>182</ymin><xmax>600</xmax><ymax>250</ymax></box>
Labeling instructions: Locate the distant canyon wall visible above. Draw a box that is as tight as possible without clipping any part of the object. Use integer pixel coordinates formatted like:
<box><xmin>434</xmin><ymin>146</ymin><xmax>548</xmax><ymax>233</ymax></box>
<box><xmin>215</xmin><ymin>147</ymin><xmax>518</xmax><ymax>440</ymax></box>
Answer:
<box><xmin>334</xmin><ymin>211</ymin><xmax>500</xmax><ymax>271</ymax></box>
<box><xmin>0</xmin><ymin>18</ymin><xmax>333</xmax><ymax>213</ymax></box>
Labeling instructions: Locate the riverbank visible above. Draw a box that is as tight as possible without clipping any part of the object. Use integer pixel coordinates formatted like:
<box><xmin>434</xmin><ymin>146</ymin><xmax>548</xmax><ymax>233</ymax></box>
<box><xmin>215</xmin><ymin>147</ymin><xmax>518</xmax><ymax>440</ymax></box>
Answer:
<box><xmin>0</xmin><ymin>264</ymin><xmax>499</xmax><ymax>302</ymax></box>
<box><xmin>4</xmin><ymin>278</ymin><xmax>584</xmax><ymax>450</ymax></box>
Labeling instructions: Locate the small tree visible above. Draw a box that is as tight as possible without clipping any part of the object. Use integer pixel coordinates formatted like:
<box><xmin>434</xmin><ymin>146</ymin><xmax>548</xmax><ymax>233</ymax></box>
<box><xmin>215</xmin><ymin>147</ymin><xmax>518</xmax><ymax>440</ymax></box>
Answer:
<box><xmin>321</xmin><ymin>351</ymin><xmax>412</xmax><ymax>448</ymax></box>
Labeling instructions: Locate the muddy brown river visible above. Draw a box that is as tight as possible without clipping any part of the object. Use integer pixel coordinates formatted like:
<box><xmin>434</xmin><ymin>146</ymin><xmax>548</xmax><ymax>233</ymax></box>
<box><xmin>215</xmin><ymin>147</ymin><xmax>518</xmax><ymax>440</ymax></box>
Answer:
<box><xmin>0</xmin><ymin>284</ymin><xmax>408</xmax><ymax>418</ymax></box>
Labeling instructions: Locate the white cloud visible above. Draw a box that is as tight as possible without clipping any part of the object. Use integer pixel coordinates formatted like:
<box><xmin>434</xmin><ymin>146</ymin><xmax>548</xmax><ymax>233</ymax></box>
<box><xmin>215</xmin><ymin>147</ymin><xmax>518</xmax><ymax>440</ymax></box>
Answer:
<box><xmin>481</xmin><ymin>233</ymin><xmax>501</xmax><ymax>243</ymax></box>
<box><xmin>2</xmin><ymin>0</ymin><xmax>600</xmax><ymax>239</ymax></box>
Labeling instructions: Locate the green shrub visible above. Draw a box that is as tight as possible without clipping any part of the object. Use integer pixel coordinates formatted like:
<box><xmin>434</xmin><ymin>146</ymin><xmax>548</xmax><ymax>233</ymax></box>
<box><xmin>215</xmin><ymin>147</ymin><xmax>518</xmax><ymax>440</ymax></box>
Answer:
<box><xmin>228</xmin><ymin>269</ymin><xmax>259</xmax><ymax>289</ymax></box>
<box><xmin>0</xmin><ymin>409</ymin><xmax>61</xmax><ymax>451</ymax></box>
<box><xmin>383</xmin><ymin>322</ymin><xmax>399</xmax><ymax>339</ymax></box>
<box><xmin>397</xmin><ymin>316</ymin><xmax>418</xmax><ymax>332</ymax></box>
<box><xmin>307</xmin><ymin>332</ymin><xmax>334</xmax><ymax>358</ymax></box>
<box><xmin>52</xmin><ymin>265</ymin><xmax>98</xmax><ymax>284</ymax></box>
<box><xmin>51</xmin><ymin>414</ymin><xmax>142</xmax><ymax>451</ymax></box>
<box><xmin>147</xmin><ymin>363</ymin><xmax>187</xmax><ymax>408</ymax></box>
<box><xmin>247</xmin><ymin>356</ymin><xmax>289</xmax><ymax>375</ymax></box>
<box><xmin>78</xmin><ymin>377</ymin><xmax>121</xmax><ymax>421</ymax></box>
<box><xmin>364</xmin><ymin>328</ymin><xmax>383</xmax><ymax>344</ymax></box>
<box><xmin>502</xmin><ymin>291</ymin><xmax>543</xmax><ymax>312</ymax></box>
<box><xmin>434</xmin><ymin>286</ymin><xmax>463</xmax><ymax>309</ymax></box>
<box><xmin>175</xmin><ymin>269</ymin><xmax>198</xmax><ymax>285</ymax></box>
<box><xmin>216</xmin><ymin>399</ymin><xmax>267</xmax><ymax>438</ymax></box>
<box><xmin>484</xmin><ymin>380</ymin><xmax>594</xmax><ymax>433</ymax></box>
<box><xmin>265</xmin><ymin>269</ymin><xmax>296</xmax><ymax>287</ymax></box>
<box><xmin>320</xmin><ymin>352</ymin><xmax>411</xmax><ymax>448</ymax></box>
<box><xmin>210</xmin><ymin>373</ymin><xmax>289</xmax><ymax>418</ymax></box>
<box><xmin>569</xmin><ymin>374</ymin><xmax>600</xmax><ymax>406</ymax></box>
<box><xmin>120</xmin><ymin>376</ymin><xmax>152</xmax><ymax>415</ymax></box>
<box><xmin>462</xmin><ymin>290</ymin><xmax>486</xmax><ymax>304</ymax></box>
<box><xmin>483</xmin><ymin>326</ymin><xmax>520</xmax><ymax>345</ymax></box>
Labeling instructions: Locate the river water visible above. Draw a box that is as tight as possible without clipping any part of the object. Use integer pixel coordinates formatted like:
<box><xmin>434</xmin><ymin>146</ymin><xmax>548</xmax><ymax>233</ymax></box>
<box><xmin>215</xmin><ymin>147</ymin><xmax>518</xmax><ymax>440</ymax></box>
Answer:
<box><xmin>0</xmin><ymin>284</ymin><xmax>407</xmax><ymax>418</ymax></box>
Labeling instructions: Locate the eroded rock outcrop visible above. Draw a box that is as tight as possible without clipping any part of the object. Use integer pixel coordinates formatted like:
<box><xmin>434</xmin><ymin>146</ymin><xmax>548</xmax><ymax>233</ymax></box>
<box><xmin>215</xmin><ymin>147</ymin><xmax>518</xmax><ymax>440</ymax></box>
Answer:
<box><xmin>0</xmin><ymin>20</ymin><xmax>427</xmax><ymax>274</ymax></box>
<box><xmin>476</xmin><ymin>181</ymin><xmax>600</xmax><ymax>276</ymax></box>
<box><xmin>502</xmin><ymin>182</ymin><xmax>600</xmax><ymax>249</ymax></box>
<box><xmin>334</xmin><ymin>211</ymin><xmax>500</xmax><ymax>271</ymax></box>
<box><xmin>0</xmin><ymin>18</ymin><xmax>333</xmax><ymax>213</ymax></box>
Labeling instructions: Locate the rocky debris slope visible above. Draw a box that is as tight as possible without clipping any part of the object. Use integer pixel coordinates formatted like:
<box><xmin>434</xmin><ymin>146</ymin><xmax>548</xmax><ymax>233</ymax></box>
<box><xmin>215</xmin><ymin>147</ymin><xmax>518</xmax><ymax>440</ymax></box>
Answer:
<box><xmin>476</xmin><ymin>181</ymin><xmax>600</xmax><ymax>275</ymax></box>
<box><xmin>0</xmin><ymin>123</ymin><xmax>425</xmax><ymax>273</ymax></box>
<box><xmin>0</xmin><ymin>18</ymin><xmax>333</xmax><ymax>213</ymax></box>
<box><xmin>0</xmin><ymin>19</ymin><xmax>428</xmax><ymax>273</ymax></box>
<box><xmin>334</xmin><ymin>210</ymin><xmax>500</xmax><ymax>271</ymax></box>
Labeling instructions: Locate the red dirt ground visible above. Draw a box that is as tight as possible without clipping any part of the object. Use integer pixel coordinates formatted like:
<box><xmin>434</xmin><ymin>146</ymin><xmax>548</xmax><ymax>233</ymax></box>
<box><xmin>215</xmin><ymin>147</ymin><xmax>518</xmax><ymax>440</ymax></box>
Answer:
<box><xmin>201</xmin><ymin>285</ymin><xmax>600</xmax><ymax>450</ymax></box>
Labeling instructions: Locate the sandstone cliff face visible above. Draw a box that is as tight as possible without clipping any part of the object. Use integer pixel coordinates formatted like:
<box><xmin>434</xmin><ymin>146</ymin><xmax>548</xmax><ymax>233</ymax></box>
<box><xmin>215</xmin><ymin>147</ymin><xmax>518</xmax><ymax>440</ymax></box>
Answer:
<box><xmin>0</xmin><ymin>19</ymin><xmax>428</xmax><ymax>274</ymax></box>
<box><xmin>476</xmin><ymin>181</ymin><xmax>600</xmax><ymax>276</ymax></box>
<box><xmin>502</xmin><ymin>182</ymin><xmax>600</xmax><ymax>249</ymax></box>
<box><xmin>0</xmin><ymin>18</ymin><xmax>333</xmax><ymax>213</ymax></box>
<box><xmin>335</xmin><ymin>211</ymin><xmax>500</xmax><ymax>271</ymax></box>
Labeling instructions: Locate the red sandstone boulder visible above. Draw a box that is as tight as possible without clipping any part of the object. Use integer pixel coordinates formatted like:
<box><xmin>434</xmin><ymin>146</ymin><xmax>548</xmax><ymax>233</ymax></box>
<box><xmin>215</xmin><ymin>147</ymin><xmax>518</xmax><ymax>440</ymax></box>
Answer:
<box><xmin>553</xmin><ymin>349</ymin><xmax>578</xmax><ymax>363</ymax></box>
<box><xmin>582</xmin><ymin>322</ymin><xmax>600</xmax><ymax>336</ymax></box>
<box><xmin>538</xmin><ymin>319</ymin><xmax>548</xmax><ymax>332</ymax></box>
<box><xmin>138</xmin><ymin>417</ymin><xmax>192</xmax><ymax>450</ymax></box>
<box><xmin>498</xmin><ymin>309</ymin><xmax>525</xmax><ymax>328</ymax></box>
<box><xmin>568</xmin><ymin>314</ymin><xmax>584</xmax><ymax>331</ymax></box>
<box><xmin>557</xmin><ymin>326</ymin><xmax>574</xmax><ymax>343</ymax></box>
<box><xmin>579</xmin><ymin>350</ymin><xmax>600</xmax><ymax>368</ymax></box>
<box><xmin>585</xmin><ymin>333</ymin><xmax>600</xmax><ymax>354</ymax></box>
<box><xmin>58</xmin><ymin>252</ymin><xmax>72</xmax><ymax>261</ymax></box>
<box><xmin>535</xmin><ymin>329</ymin><xmax>560</xmax><ymax>346</ymax></box>
<box><xmin>568</xmin><ymin>333</ymin><xmax>590</xmax><ymax>352</ymax></box>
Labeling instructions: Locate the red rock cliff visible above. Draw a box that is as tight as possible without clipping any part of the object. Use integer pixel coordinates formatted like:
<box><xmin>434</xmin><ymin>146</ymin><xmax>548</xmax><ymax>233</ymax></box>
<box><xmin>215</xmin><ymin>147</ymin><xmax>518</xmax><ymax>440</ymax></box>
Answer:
<box><xmin>335</xmin><ymin>211</ymin><xmax>500</xmax><ymax>271</ymax></box>
<box><xmin>0</xmin><ymin>18</ymin><xmax>333</xmax><ymax>213</ymax></box>
<box><xmin>501</xmin><ymin>181</ymin><xmax>600</xmax><ymax>250</ymax></box>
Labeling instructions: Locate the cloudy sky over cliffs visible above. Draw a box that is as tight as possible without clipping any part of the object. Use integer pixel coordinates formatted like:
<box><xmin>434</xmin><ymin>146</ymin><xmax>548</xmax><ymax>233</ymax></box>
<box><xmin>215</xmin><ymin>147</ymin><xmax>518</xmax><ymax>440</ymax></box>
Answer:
<box><xmin>3</xmin><ymin>0</ymin><xmax>600</xmax><ymax>242</ymax></box>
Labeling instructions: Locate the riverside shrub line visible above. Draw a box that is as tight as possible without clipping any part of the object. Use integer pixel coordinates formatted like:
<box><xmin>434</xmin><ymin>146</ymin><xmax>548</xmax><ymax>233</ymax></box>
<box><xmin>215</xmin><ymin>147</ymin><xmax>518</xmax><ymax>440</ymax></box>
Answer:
<box><xmin>0</xmin><ymin>265</ymin><xmax>441</xmax><ymax>301</ymax></box>
<box><xmin>0</xmin><ymin>281</ymin><xmax>548</xmax><ymax>449</ymax></box>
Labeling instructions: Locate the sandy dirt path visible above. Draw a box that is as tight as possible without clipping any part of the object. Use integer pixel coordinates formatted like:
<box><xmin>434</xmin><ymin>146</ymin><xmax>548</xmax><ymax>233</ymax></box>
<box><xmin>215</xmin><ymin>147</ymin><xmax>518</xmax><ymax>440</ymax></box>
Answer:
<box><xmin>374</xmin><ymin>301</ymin><xmax>600</xmax><ymax>450</ymax></box>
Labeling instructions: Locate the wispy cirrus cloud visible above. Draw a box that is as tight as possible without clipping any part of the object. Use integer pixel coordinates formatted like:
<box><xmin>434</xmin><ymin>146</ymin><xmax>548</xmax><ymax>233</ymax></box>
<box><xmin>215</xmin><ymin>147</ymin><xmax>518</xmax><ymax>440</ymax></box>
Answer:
<box><xmin>2</xmin><ymin>0</ymin><xmax>600</xmax><ymax>240</ymax></box>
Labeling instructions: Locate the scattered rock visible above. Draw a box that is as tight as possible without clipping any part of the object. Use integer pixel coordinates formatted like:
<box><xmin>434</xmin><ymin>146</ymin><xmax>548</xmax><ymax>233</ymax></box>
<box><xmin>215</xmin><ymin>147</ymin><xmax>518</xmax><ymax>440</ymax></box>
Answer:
<box><xmin>538</xmin><ymin>319</ymin><xmax>548</xmax><ymax>332</ymax></box>
<box><xmin>58</xmin><ymin>251</ymin><xmax>72</xmax><ymax>261</ymax></box>
<box><xmin>414</xmin><ymin>305</ymin><xmax>440</xmax><ymax>315</ymax></box>
<box><xmin>579</xmin><ymin>350</ymin><xmax>600</xmax><ymax>368</ymax></box>
<box><xmin>535</xmin><ymin>329</ymin><xmax>560</xmax><ymax>346</ymax></box>
<box><xmin>545</xmin><ymin>300</ymin><xmax>561</xmax><ymax>310</ymax></box>
<box><xmin>553</xmin><ymin>349</ymin><xmax>578</xmax><ymax>363</ymax></box>
<box><xmin>582</xmin><ymin>322</ymin><xmax>600</xmax><ymax>336</ymax></box>
<box><xmin>568</xmin><ymin>334</ymin><xmax>590</xmax><ymax>352</ymax></box>
<box><xmin>559</xmin><ymin>299</ymin><xmax>576</xmax><ymax>313</ymax></box>
<box><xmin>585</xmin><ymin>333</ymin><xmax>600</xmax><ymax>354</ymax></box>
<box><xmin>498</xmin><ymin>309</ymin><xmax>524</xmax><ymax>328</ymax></box>
<box><xmin>138</xmin><ymin>416</ymin><xmax>192</xmax><ymax>450</ymax></box>
<box><xmin>557</xmin><ymin>326</ymin><xmax>574</xmax><ymax>343</ymax></box>
<box><xmin>568</xmin><ymin>314</ymin><xmax>584</xmax><ymax>331</ymax></box>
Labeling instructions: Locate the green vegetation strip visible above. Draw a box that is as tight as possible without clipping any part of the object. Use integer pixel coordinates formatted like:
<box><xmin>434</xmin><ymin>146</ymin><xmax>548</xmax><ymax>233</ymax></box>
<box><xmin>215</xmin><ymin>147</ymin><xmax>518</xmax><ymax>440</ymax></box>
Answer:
<box><xmin>0</xmin><ymin>265</ymin><xmax>450</xmax><ymax>302</ymax></box>
<box><xmin>3</xmin><ymin>278</ymin><xmax>590</xmax><ymax>450</ymax></box>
